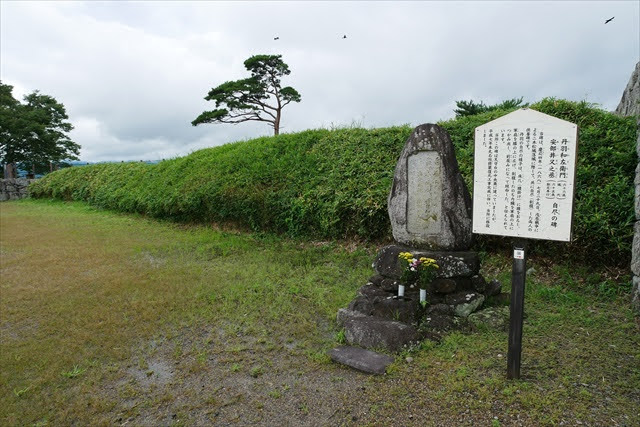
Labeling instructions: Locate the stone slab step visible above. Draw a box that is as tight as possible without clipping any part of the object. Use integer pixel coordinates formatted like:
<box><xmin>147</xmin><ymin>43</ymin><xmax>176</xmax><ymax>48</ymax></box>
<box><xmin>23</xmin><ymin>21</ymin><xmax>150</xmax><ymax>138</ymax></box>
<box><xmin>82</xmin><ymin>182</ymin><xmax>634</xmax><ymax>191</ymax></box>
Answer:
<box><xmin>329</xmin><ymin>346</ymin><xmax>394</xmax><ymax>375</ymax></box>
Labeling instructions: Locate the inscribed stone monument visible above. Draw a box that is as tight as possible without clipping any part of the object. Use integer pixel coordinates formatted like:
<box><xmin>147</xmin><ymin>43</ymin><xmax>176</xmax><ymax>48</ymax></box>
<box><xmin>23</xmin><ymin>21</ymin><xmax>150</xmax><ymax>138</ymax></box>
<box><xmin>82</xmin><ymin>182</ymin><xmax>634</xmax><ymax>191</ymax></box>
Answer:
<box><xmin>388</xmin><ymin>124</ymin><xmax>473</xmax><ymax>250</ymax></box>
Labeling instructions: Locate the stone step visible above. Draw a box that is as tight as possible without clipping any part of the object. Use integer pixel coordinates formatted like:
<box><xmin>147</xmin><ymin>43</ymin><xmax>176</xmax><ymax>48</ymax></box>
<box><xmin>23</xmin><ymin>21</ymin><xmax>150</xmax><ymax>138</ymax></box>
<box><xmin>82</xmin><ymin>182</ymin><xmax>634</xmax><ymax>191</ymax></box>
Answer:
<box><xmin>329</xmin><ymin>346</ymin><xmax>394</xmax><ymax>375</ymax></box>
<box><xmin>341</xmin><ymin>312</ymin><xmax>419</xmax><ymax>353</ymax></box>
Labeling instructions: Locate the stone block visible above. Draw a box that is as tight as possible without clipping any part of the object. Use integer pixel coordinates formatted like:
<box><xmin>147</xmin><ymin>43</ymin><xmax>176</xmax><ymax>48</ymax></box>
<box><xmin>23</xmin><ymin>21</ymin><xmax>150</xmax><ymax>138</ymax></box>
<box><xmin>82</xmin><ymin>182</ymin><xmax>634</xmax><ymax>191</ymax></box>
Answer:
<box><xmin>367</xmin><ymin>274</ymin><xmax>384</xmax><ymax>286</ymax></box>
<box><xmin>615</xmin><ymin>61</ymin><xmax>640</xmax><ymax>117</ymax></box>
<box><xmin>420</xmin><ymin>313</ymin><xmax>458</xmax><ymax>333</ymax></box>
<box><xmin>357</xmin><ymin>284</ymin><xmax>389</xmax><ymax>299</ymax></box>
<box><xmin>445</xmin><ymin>291</ymin><xmax>485</xmax><ymax>317</ymax></box>
<box><xmin>336</xmin><ymin>308</ymin><xmax>366</xmax><ymax>327</ymax></box>
<box><xmin>380</xmin><ymin>278</ymin><xmax>399</xmax><ymax>292</ymax></box>
<box><xmin>329</xmin><ymin>346</ymin><xmax>394</xmax><ymax>375</ymax></box>
<box><xmin>373</xmin><ymin>244</ymin><xmax>479</xmax><ymax>280</ymax></box>
<box><xmin>0</xmin><ymin>178</ymin><xmax>35</xmax><ymax>201</ymax></box>
<box><xmin>432</xmin><ymin>278</ymin><xmax>456</xmax><ymax>294</ymax></box>
<box><xmin>635</xmin><ymin>164</ymin><xmax>640</xmax><ymax>220</ymax></box>
<box><xmin>633</xmin><ymin>222</ymin><xmax>640</xmax><ymax>276</ymax></box>
<box><xmin>343</xmin><ymin>316</ymin><xmax>419</xmax><ymax>352</ymax></box>
<box><xmin>468</xmin><ymin>306</ymin><xmax>510</xmax><ymax>331</ymax></box>
<box><xmin>471</xmin><ymin>275</ymin><xmax>487</xmax><ymax>293</ymax></box>
<box><xmin>348</xmin><ymin>296</ymin><xmax>374</xmax><ymax>316</ymax></box>
<box><xmin>484</xmin><ymin>279</ymin><xmax>502</xmax><ymax>297</ymax></box>
<box><xmin>370</xmin><ymin>296</ymin><xmax>421</xmax><ymax>324</ymax></box>
<box><xmin>632</xmin><ymin>276</ymin><xmax>640</xmax><ymax>315</ymax></box>
<box><xmin>387</xmin><ymin>124</ymin><xmax>473</xmax><ymax>250</ymax></box>
<box><xmin>425</xmin><ymin>303</ymin><xmax>453</xmax><ymax>316</ymax></box>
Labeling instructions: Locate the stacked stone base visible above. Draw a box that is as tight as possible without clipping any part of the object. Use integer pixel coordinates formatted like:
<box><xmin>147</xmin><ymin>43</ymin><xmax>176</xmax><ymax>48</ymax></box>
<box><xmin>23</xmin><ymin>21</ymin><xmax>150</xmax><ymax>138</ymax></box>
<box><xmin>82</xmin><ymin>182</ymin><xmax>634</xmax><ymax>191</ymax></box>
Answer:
<box><xmin>336</xmin><ymin>245</ymin><xmax>509</xmax><ymax>353</ymax></box>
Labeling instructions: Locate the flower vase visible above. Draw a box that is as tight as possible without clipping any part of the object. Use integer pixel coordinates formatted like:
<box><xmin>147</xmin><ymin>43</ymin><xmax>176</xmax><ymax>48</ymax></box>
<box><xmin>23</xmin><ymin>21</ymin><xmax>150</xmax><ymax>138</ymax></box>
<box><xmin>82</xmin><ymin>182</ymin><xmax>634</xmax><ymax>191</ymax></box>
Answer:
<box><xmin>397</xmin><ymin>284</ymin><xmax>405</xmax><ymax>297</ymax></box>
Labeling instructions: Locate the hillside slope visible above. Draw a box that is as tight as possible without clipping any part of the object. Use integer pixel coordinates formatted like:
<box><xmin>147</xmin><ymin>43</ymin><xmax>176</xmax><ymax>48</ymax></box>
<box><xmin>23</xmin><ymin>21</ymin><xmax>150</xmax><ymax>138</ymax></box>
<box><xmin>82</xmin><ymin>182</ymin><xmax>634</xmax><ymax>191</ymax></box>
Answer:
<box><xmin>29</xmin><ymin>98</ymin><xmax>637</xmax><ymax>263</ymax></box>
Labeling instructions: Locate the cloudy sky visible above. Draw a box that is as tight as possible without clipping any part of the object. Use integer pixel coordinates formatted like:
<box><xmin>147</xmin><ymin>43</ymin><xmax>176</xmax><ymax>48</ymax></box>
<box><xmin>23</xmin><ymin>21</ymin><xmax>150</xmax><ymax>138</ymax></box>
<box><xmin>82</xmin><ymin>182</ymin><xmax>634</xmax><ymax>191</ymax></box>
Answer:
<box><xmin>1</xmin><ymin>1</ymin><xmax>638</xmax><ymax>162</ymax></box>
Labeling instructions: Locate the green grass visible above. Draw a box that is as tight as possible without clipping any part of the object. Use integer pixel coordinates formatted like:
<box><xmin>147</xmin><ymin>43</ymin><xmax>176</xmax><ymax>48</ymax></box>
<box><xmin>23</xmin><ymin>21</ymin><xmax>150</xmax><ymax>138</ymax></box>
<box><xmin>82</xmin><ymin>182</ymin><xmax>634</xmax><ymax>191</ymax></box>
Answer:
<box><xmin>1</xmin><ymin>199</ymin><xmax>638</xmax><ymax>425</ymax></box>
<box><xmin>28</xmin><ymin>98</ymin><xmax>637</xmax><ymax>265</ymax></box>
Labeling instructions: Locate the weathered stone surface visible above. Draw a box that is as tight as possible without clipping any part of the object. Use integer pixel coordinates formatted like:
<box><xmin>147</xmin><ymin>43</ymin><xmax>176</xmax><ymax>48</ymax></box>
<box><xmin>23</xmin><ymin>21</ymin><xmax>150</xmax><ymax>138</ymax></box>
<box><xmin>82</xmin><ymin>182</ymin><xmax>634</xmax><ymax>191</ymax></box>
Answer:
<box><xmin>433</xmin><ymin>278</ymin><xmax>456</xmax><ymax>294</ymax></box>
<box><xmin>368</xmin><ymin>274</ymin><xmax>384</xmax><ymax>286</ymax></box>
<box><xmin>632</xmin><ymin>222</ymin><xmax>640</xmax><ymax>276</ymax></box>
<box><xmin>421</xmin><ymin>313</ymin><xmax>457</xmax><ymax>333</ymax></box>
<box><xmin>468</xmin><ymin>306</ymin><xmax>510</xmax><ymax>331</ymax></box>
<box><xmin>635</xmin><ymin>163</ymin><xmax>640</xmax><ymax>220</ymax></box>
<box><xmin>336</xmin><ymin>308</ymin><xmax>366</xmax><ymax>326</ymax></box>
<box><xmin>329</xmin><ymin>346</ymin><xmax>394</xmax><ymax>375</ymax></box>
<box><xmin>454</xmin><ymin>296</ymin><xmax>485</xmax><ymax>317</ymax></box>
<box><xmin>343</xmin><ymin>316</ymin><xmax>419</xmax><ymax>352</ymax></box>
<box><xmin>370</xmin><ymin>297</ymin><xmax>421</xmax><ymax>324</ymax></box>
<box><xmin>0</xmin><ymin>178</ymin><xmax>36</xmax><ymax>201</ymax></box>
<box><xmin>380</xmin><ymin>278</ymin><xmax>399</xmax><ymax>292</ymax></box>
<box><xmin>471</xmin><ymin>275</ymin><xmax>487</xmax><ymax>294</ymax></box>
<box><xmin>373</xmin><ymin>245</ymin><xmax>480</xmax><ymax>279</ymax></box>
<box><xmin>632</xmin><ymin>276</ymin><xmax>640</xmax><ymax>315</ymax></box>
<box><xmin>484</xmin><ymin>279</ymin><xmax>502</xmax><ymax>297</ymax></box>
<box><xmin>615</xmin><ymin>61</ymin><xmax>640</xmax><ymax>117</ymax></box>
<box><xmin>636</xmin><ymin>117</ymin><xmax>640</xmax><ymax>159</ymax></box>
<box><xmin>388</xmin><ymin>124</ymin><xmax>473</xmax><ymax>250</ymax></box>
<box><xmin>426</xmin><ymin>303</ymin><xmax>453</xmax><ymax>316</ymax></box>
<box><xmin>445</xmin><ymin>292</ymin><xmax>485</xmax><ymax>317</ymax></box>
<box><xmin>348</xmin><ymin>296</ymin><xmax>374</xmax><ymax>316</ymax></box>
<box><xmin>445</xmin><ymin>291</ymin><xmax>481</xmax><ymax>305</ymax></box>
<box><xmin>357</xmin><ymin>284</ymin><xmax>389</xmax><ymax>300</ymax></box>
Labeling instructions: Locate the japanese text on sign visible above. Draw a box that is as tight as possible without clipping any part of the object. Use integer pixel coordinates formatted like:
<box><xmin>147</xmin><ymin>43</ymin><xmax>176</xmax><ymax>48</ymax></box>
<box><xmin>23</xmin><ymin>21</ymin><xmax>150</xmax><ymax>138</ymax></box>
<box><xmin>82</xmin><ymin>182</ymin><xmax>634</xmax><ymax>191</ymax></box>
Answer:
<box><xmin>472</xmin><ymin>109</ymin><xmax>578</xmax><ymax>242</ymax></box>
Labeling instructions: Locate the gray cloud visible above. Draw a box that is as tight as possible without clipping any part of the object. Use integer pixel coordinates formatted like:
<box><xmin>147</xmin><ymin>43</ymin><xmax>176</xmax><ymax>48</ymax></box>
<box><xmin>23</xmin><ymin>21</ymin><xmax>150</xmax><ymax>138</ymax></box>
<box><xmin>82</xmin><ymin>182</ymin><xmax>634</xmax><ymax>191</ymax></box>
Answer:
<box><xmin>1</xmin><ymin>1</ymin><xmax>637</xmax><ymax>162</ymax></box>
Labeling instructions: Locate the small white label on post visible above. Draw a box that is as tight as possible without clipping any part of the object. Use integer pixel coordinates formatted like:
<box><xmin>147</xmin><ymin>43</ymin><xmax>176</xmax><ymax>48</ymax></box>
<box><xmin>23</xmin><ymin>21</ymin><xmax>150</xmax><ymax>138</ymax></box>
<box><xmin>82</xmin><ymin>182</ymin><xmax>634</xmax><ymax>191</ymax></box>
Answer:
<box><xmin>514</xmin><ymin>249</ymin><xmax>525</xmax><ymax>259</ymax></box>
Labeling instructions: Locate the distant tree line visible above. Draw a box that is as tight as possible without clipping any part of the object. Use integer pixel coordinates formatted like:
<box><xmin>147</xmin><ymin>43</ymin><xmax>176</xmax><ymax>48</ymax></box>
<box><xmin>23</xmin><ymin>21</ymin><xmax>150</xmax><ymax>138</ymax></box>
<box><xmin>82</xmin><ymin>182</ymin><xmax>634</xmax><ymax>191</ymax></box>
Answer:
<box><xmin>0</xmin><ymin>81</ymin><xmax>79</xmax><ymax>178</ymax></box>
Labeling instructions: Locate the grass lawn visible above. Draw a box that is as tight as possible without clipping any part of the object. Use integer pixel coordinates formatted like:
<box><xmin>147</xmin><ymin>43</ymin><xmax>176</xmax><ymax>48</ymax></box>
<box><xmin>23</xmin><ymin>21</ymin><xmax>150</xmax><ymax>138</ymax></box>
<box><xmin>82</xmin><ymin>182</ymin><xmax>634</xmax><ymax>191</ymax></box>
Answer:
<box><xmin>1</xmin><ymin>199</ymin><xmax>638</xmax><ymax>426</ymax></box>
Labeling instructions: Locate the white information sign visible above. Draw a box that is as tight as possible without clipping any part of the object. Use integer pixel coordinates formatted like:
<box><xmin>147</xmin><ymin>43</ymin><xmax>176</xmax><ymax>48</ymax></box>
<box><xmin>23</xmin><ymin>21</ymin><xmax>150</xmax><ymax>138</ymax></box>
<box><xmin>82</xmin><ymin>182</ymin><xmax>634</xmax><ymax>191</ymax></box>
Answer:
<box><xmin>472</xmin><ymin>108</ymin><xmax>578</xmax><ymax>242</ymax></box>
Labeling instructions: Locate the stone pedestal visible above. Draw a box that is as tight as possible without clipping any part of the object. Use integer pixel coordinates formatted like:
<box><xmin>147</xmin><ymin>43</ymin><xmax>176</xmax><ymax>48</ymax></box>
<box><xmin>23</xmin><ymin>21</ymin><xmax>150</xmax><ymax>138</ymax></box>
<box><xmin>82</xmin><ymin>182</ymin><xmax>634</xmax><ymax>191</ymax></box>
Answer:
<box><xmin>332</xmin><ymin>124</ymin><xmax>506</xmax><ymax>358</ymax></box>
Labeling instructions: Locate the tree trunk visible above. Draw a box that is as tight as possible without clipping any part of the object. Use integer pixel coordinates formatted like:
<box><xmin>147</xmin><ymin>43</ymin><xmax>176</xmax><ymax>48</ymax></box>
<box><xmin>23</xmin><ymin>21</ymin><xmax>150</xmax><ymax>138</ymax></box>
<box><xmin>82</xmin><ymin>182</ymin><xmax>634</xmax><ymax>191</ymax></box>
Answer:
<box><xmin>274</xmin><ymin>109</ymin><xmax>281</xmax><ymax>135</ymax></box>
<box><xmin>4</xmin><ymin>163</ymin><xmax>16</xmax><ymax>179</ymax></box>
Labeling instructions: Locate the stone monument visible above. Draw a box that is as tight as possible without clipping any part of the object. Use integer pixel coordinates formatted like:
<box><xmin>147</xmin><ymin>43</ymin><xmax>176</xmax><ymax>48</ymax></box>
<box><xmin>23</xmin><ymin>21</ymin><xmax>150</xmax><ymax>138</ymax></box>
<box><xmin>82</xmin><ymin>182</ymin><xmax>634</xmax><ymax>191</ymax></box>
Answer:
<box><xmin>388</xmin><ymin>124</ymin><xmax>473</xmax><ymax>250</ymax></box>
<box><xmin>331</xmin><ymin>124</ymin><xmax>506</xmax><ymax>373</ymax></box>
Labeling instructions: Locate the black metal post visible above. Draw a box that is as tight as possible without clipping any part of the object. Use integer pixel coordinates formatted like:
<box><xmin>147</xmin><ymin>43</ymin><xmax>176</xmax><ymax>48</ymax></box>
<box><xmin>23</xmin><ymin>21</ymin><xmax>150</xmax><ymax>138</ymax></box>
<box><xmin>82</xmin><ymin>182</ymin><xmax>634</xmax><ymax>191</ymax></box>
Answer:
<box><xmin>507</xmin><ymin>238</ymin><xmax>527</xmax><ymax>379</ymax></box>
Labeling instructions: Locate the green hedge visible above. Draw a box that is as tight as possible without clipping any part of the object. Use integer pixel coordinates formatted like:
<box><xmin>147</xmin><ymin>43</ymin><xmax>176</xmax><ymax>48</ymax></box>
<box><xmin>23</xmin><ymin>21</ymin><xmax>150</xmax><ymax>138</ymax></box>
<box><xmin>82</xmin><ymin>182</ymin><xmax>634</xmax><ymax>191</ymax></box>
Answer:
<box><xmin>30</xmin><ymin>98</ymin><xmax>637</xmax><ymax>264</ymax></box>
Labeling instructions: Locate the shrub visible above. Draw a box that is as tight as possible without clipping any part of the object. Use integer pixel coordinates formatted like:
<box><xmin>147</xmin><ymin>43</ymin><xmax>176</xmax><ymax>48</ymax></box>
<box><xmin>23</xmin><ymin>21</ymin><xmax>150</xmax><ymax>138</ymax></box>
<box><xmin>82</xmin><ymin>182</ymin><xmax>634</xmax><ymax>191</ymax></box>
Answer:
<box><xmin>29</xmin><ymin>98</ymin><xmax>637</xmax><ymax>265</ymax></box>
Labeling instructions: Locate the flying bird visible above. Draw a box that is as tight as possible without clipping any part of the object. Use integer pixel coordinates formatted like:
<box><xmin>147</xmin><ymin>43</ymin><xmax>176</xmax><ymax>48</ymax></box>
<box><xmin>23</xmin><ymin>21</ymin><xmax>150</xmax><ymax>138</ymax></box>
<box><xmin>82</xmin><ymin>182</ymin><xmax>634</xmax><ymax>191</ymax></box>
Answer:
<box><xmin>274</xmin><ymin>36</ymin><xmax>279</xmax><ymax>40</ymax></box>
<box><xmin>342</xmin><ymin>35</ymin><xmax>347</xmax><ymax>39</ymax></box>
<box><xmin>605</xmin><ymin>17</ymin><xmax>614</xmax><ymax>24</ymax></box>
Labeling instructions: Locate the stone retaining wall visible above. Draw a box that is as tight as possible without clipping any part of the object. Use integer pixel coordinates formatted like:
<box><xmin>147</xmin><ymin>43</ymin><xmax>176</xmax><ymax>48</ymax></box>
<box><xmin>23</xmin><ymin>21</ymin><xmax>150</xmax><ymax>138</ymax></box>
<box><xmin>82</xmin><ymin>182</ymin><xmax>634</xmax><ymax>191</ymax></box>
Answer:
<box><xmin>0</xmin><ymin>178</ymin><xmax>36</xmax><ymax>201</ymax></box>
<box><xmin>620</xmin><ymin>62</ymin><xmax>640</xmax><ymax>315</ymax></box>
<box><xmin>633</xmin><ymin>120</ymin><xmax>640</xmax><ymax>314</ymax></box>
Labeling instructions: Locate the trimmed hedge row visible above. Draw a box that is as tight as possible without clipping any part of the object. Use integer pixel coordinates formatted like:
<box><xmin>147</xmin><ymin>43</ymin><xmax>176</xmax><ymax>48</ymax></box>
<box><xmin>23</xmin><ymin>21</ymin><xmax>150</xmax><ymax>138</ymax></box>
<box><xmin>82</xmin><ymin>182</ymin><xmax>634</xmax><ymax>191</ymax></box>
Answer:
<box><xmin>30</xmin><ymin>98</ymin><xmax>637</xmax><ymax>264</ymax></box>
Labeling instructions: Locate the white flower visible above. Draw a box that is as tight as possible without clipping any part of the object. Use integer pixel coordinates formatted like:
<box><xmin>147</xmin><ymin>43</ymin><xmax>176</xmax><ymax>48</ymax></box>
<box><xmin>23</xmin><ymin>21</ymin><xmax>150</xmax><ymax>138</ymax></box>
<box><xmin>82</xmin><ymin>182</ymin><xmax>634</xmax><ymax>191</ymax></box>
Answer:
<box><xmin>410</xmin><ymin>267</ymin><xmax>416</xmax><ymax>272</ymax></box>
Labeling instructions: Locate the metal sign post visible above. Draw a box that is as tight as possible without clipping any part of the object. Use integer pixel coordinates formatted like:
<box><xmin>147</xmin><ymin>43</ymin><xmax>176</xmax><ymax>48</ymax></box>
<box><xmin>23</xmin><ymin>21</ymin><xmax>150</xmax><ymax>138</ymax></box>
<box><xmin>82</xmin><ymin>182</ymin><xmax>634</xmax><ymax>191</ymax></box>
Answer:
<box><xmin>507</xmin><ymin>239</ymin><xmax>527</xmax><ymax>379</ymax></box>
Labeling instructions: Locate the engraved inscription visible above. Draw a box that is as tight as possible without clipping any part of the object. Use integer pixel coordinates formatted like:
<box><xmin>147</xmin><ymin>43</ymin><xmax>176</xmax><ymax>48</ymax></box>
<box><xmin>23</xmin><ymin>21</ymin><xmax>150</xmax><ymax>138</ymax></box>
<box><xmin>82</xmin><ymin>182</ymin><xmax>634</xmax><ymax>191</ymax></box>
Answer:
<box><xmin>407</xmin><ymin>151</ymin><xmax>442</xmax><ymax>235</ymax></box>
